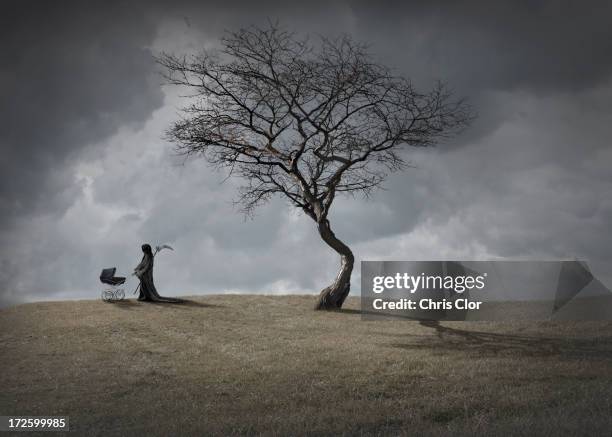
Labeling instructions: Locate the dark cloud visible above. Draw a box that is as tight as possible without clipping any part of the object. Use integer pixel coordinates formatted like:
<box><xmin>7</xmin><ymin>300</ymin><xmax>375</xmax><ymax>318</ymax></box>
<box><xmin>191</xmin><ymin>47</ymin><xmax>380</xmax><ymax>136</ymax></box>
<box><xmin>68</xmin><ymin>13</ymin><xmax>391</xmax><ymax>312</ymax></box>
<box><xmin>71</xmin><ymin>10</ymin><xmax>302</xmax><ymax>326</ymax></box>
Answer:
<box><xmin>347</xmin><ymin>1</ymin><xmax>612</xmax><ymax>92</ymax></box>
<box><xmin>321</xmin><ymin>1</ymin><xmax>612</xmax><ymax>148</ymax></box>
<box><xmin>0</xmin><ymin>1</ymin><xmax>164</xmax><ymax>226</ymax></box>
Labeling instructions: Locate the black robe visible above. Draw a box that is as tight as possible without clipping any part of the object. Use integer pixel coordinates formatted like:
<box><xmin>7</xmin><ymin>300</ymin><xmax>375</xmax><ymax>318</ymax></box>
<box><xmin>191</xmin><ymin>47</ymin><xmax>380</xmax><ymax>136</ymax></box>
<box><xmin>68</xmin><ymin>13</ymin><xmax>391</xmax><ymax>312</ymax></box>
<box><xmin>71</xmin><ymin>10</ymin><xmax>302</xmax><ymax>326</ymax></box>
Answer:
<box><xmin>134</xmin><ymin>253</ymin><xmax>181</xmax><ymax>302</ymax></box>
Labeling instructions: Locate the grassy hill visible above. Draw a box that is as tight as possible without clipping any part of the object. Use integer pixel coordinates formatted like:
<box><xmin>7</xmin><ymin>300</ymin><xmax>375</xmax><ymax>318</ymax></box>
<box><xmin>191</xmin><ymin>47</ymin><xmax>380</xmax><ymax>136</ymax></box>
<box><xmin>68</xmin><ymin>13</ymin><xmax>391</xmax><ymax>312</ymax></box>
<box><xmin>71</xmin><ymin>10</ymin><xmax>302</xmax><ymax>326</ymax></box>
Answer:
<box><xmin>1</xmin><ymin>295</ymin><xmax>612</xmax><ymax>436</ymax></box>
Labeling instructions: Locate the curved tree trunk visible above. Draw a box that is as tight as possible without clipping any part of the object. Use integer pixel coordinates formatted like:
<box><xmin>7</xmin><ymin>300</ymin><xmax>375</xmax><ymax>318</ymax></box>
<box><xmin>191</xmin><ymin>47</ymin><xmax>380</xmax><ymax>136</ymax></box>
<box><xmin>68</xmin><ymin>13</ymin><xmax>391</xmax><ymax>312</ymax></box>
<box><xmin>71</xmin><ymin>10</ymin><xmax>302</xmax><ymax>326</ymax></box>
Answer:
<box><xmin>314</xmin><ymin>219</ymin><xmax>354</xmax><ymax>310</ymax></box>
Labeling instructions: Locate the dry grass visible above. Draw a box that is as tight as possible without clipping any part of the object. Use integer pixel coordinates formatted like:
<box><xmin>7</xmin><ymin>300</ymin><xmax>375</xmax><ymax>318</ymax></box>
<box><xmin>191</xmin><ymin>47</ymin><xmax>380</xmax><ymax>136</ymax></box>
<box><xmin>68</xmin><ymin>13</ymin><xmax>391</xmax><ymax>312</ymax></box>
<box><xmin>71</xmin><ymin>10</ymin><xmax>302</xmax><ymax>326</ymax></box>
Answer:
<box><xmin>1</xmin><ymin>295</ymin><xmax>612</xmax><ymax>436</ymax></box>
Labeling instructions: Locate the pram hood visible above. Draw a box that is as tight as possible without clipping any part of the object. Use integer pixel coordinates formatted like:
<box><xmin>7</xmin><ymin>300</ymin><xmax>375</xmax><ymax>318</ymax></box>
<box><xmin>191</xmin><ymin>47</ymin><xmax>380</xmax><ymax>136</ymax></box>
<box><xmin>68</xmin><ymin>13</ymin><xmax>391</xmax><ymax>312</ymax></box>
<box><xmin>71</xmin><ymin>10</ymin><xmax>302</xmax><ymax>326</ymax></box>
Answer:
<box><xmin>100</xmin><ymin>267</ymin><xmax>126</xmax><ymax>286</ymax></box>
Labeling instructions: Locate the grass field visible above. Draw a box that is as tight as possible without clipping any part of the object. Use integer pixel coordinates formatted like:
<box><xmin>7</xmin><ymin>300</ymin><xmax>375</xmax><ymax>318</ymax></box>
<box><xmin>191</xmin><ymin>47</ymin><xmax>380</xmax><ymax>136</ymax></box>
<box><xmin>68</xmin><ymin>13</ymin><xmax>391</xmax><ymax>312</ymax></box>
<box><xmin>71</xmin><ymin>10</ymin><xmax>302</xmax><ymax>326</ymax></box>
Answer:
<box><xmin>1</xmin><ymin>295</ymin><xmax>612</xmax><ymax>436</ymax></box>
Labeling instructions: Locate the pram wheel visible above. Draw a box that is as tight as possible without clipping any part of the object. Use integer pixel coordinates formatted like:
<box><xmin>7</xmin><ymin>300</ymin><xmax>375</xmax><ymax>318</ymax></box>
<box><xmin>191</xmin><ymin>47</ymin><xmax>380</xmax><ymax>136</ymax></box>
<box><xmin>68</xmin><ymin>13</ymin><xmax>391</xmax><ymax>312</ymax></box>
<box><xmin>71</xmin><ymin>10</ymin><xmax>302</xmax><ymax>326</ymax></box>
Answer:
<box><xmin>101</xmin><ymin>288</ymin><xmax>125</xmax><ymax>302</ymax></box>
<box><xmin>102</xmin><ymin>289</ymin><xmax>115</xmax><ymax>302</ymax></box>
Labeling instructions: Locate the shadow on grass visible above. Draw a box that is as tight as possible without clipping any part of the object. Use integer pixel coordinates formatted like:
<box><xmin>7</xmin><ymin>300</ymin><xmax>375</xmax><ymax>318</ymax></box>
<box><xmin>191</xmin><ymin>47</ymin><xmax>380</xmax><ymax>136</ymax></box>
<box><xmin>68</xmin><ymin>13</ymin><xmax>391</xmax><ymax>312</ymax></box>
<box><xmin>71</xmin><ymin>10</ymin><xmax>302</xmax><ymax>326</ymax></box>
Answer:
<box><xmin>155</xmin><ymin>298</ymin><xmax>224</xmax><ymax>309</ymax></box>
<box><xmin>339</xmin><ymin>308</ymin><xmax>422</xmax><ymax>320</ymax></box>
<box><xmin>103</xmin><ymin>299</ymin><xmax>139</xmax><ymax>309</ymax></box>
<box><xmin>108</xmin><ymin>298</ymin><xmax>223</xmax><ymax>310</ymax></box>
<box><xmin>401</xmin><ymin>320</ymin><xmax>612</xmax><ymax>359</ymax></box>
<box><xmin>339</xmin><ymin>308</ymin><xmax>612</xmax><ymax>359</ymax></box>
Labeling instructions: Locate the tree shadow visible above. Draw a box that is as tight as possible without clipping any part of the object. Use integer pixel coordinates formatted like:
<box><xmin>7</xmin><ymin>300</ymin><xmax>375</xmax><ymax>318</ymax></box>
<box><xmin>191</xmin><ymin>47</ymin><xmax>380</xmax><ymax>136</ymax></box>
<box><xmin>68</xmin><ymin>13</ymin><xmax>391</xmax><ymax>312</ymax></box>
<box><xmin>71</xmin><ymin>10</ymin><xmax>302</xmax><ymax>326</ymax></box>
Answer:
<box><xmin>389</xmin><ymin>320</ymin><xmax>612</xmax><ymax>359</ymax></box>
<box><xmin>339</xmin><ymin>308</ymin><xmax>612</xmax><ymax>360</ymax></box>
<box><xmin>339</xmin><ymin>308</ymin><xmax>423</xmax><ymax>320</ymax></box>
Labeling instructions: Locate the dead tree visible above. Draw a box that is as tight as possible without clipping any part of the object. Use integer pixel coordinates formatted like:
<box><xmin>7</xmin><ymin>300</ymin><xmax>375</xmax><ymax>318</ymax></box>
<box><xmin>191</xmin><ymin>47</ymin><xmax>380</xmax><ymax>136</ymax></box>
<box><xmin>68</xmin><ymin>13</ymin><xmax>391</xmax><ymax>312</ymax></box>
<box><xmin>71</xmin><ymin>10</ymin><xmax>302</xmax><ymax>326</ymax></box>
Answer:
<box><xmin>158</xmin><ymin>24</ymin><xmax>472</xmax><ymax>310</ymax></box>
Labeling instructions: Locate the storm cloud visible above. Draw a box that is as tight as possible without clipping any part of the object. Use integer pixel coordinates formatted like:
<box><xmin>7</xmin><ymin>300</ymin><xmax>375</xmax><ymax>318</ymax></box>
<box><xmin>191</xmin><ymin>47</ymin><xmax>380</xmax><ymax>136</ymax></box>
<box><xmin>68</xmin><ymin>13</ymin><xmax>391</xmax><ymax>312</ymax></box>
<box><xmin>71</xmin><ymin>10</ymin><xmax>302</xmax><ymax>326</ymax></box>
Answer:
<box><xmin>1</xmin><ymin>1</ymin><xmax>611</xmax><ymax>306</ymax></box>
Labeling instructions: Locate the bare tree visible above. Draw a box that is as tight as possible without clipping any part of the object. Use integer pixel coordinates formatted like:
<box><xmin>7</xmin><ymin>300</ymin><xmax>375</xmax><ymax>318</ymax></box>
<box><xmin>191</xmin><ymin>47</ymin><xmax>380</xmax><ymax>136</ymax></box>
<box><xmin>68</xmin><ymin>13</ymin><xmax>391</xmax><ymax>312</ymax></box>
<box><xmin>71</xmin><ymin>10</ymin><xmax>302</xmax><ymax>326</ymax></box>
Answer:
<box><xmin>158</xmin><ymin>23</ymin><xmax>472</xmax><ymax>310</ymax></box>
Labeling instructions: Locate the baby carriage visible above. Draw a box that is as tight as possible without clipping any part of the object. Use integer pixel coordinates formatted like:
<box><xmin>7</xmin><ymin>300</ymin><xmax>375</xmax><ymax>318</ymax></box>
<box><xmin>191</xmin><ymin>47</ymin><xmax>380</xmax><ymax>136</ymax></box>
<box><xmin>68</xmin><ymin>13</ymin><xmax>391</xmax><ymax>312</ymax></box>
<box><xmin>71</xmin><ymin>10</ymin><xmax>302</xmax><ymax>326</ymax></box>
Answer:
<box><xmin>99</xmin><ymin>267</ymin><xmax>126</xmax><ymax>302</ymax></box>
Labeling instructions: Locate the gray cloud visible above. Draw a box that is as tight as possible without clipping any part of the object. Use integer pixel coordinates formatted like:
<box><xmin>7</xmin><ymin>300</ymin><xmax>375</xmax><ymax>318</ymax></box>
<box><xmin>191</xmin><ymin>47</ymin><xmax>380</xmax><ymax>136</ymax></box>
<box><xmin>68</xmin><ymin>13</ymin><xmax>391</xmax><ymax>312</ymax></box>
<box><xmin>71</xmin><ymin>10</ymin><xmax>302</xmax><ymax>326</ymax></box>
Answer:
<box><xmin>2</xmin><ymin>1</ymin><xmax>612</xmax><ymax>306</ymax></box>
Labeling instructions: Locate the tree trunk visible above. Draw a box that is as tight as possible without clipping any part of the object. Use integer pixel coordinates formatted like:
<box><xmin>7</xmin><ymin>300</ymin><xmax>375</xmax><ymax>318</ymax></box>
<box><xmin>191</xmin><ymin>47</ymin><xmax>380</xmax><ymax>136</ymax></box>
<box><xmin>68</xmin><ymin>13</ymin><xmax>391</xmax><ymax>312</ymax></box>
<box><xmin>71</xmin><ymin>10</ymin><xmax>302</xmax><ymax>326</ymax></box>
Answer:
<box><xmin>314</xmin><ymin>219</ymin><xmax>354</xmax><ymax>310</ymax></box>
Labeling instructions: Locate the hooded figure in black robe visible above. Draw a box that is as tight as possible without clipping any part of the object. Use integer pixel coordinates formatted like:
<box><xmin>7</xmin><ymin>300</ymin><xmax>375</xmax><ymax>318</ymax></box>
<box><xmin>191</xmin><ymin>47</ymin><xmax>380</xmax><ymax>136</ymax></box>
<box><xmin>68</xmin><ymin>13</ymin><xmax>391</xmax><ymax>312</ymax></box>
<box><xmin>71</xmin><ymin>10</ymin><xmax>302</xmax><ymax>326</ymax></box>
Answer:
<box><xmin>134</xmin><ymin>244</ymin><xmax>181</xmax><ymax>302</ymax></box>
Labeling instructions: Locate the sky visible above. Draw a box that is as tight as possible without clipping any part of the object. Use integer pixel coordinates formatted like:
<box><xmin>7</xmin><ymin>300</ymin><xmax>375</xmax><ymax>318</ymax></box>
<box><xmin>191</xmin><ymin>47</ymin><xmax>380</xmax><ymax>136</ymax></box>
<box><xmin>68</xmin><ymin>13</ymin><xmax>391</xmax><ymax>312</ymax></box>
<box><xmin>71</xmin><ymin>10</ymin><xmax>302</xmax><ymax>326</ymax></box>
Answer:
<box><xmin>2</xmin><ymin>0</ymin><xmax>612</xmax><ymax>307</ymax></box>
